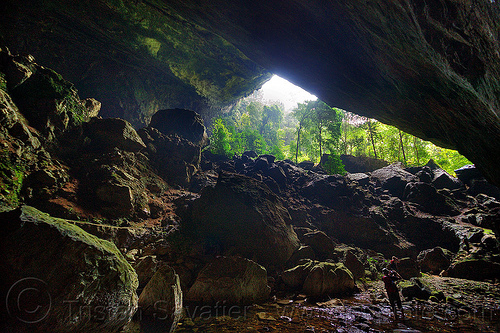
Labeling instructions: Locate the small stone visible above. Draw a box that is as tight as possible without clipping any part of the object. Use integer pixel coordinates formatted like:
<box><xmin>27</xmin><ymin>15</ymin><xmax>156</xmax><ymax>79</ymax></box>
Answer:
<box><xmin>256</xmin><ymin>312</ymin><xmax>276</xmax><ymax>321</ymax></box>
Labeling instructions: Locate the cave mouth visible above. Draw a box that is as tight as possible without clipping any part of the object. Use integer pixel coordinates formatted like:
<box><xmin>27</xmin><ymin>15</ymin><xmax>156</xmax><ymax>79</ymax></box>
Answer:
<box><xmin>258</xmin><ymin>75</ymin><xmax>317</xmax><ymax>113</ymax></box>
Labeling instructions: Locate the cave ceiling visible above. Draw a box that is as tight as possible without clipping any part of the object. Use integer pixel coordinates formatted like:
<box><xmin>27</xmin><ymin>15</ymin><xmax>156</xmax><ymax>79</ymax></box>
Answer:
<box><xmin>1</xmin><ymin>0</ymin><xmax>500</xmax><ymax>185</ymax></box>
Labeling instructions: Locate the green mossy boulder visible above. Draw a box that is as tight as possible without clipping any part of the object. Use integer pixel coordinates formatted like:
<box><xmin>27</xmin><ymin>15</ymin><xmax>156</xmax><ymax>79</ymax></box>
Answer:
<box><xmin>0</xmin><ymin>206</ymin><xmax>138</xmax><ymax>332</ymax></box>
<box><xmin>302</xmin><ymin>262</ymin><xmax>355</xmax><ymax>297</ymax></box>
<box><xmin>186</xmin><ymin>256</ymin><xmax>270</xmax><ymax>305</ymax></box>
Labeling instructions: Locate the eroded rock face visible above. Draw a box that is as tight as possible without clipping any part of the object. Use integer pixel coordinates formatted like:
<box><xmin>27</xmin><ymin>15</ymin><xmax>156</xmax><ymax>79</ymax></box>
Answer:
<box><xmin>0</xmin><ymin>206</ymin><xmax>138</xmax><ymax>332</ymax></box>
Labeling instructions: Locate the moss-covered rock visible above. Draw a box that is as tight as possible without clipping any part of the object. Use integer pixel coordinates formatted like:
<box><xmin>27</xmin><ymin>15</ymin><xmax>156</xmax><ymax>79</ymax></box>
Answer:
<box><xmin>186</xmin><ymin>256</ymin><xmax>270</xmax><ymax>305</ymax></box>
<box><xmin>302</xmin><ymin>262</ymin><xmax>355</xmax><ymax>297</ymax></box>
<box><xmin>0</xmin><ymin>206</ymin><xmax>138</xmax><ymax>332</ymax></box>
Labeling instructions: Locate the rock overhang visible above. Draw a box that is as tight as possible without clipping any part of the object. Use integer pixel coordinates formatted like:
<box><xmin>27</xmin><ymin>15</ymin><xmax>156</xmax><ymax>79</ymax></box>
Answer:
<box><xmin>1</xmin><ymin>0</ymin><xmax>500</xmax><ymax>186</ymax></box>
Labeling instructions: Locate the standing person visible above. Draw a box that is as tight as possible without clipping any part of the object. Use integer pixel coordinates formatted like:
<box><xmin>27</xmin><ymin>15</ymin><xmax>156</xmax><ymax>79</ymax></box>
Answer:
<box><xmin>389</xmin><ymin>256</ymin><xmax>400</xmax><ymax>271</ymax></box>
<box><xmin>382</xmin><ymin>268</ymin><xmax>404</xmax><ymax>319</ymax></box>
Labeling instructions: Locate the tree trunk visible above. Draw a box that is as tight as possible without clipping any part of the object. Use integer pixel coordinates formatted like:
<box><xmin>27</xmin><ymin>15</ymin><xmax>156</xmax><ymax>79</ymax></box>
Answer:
<box><xmin>413</xmin><ymin>136</ymin><xmax>420</xmax><ymax>165</ymax></box>
<box><xmin>399</xmin><ymin>130</ymin><xmax>406</xmax><ymax>164</ymax></box>
<box><xmin>295</xmin><ymin>123</ymin><xmax>302</xmax><ymax>164</ymax></box>
<box><xmin>368</xmin><ymin>121</ymin><xmax>378</xmax><ymax>159</ymax></box>
<box><xmin>318</xmin><ymin>125</ymin><xmax>322</xmax><ymax>160</ymax></box>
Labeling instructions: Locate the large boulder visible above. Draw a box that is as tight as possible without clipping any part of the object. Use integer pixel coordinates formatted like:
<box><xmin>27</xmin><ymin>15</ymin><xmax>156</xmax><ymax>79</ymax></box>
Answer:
<box><xmin>342</xmin><ymin>250</ymin><xmax>365</xmax><ymax>280</ymax></box>
<box><xmin>138</xmin><ymin>127</ymin><xmax>201</xmax><ymax>187</ymax></box>
<box><xmin>84</xmin><ymin>117</ymin><xmax>146</xmax><ymax>152</ymax></box>
<box><xmin>281</xmin><ymin>260</ymin><xmax>356</xmax><ymax>297</ymax></box>
<box><xmin>188</xmin><ymin>172</ymin><xmax>300</xmax><ymax>268</ymax></box>
<box><xmin>0</xmin><ymin>206</ymin><xmax>138</xmax><ymax>333</ymax></box>
<box><xmin>302</xmin><ymin>230</ymin><xmax>336</xmax><ymax>260</ymax></box>
<box><xmin>301</xmin><ymin>174</ymin><xmax>352</xmax><ymax>209</ymax></box>
<box><xmin>302</xmin><ymin>262</ymin><xmax>355</xmax><ymax>297</ymax></box>
<box><xmin>443</xmin><ymin>259</ymin><xmax>500</xmax><ymax>282</ymax></box>
<box><xmin>186</xmin><ymin>256</ymin><xmax>270</xmax><ymax>304</ymax></box>
<box><xmin>432</xmin><ymin>168</ymin><xmax>463</xmax><ymax>190</ymax></box>
<box><xmin>316</xmin><ymin>209</ymin><xmax>418</xmax><ymax>258</ymax></box>
<box><xmin>403</xmin><ymin>182</ymin><xmax>460</xmax><ymax>216</ymax></box>
<box><xmin>7</xmin><ymin>55</ymin><xmax>90</xmax><ymax>139</ymax></box>
<box><xmin>149</xmin><ymin>108</ymin><xmax>208</xmax><ymax>147</ymax></box>
<box><xmin>137</xmin><ymin>265</ymin><xmax>183</xmax><ymax>333</ymax></box>
<box><xmin>370</xmin><ymin>163</ymin><xmax>418</xmax><ymax>198</ymax></box>
<box><xmin>395</xmin><ymin>257</ymin><xmax>421</xmax><ymax>280</ymax></box>
<box><xmin>417</xmin><ymin>247</ymin><xmax>452</xmax><ymax>274</ymax></box>
<box><xmin>340</xmin><ymin>154</ymin><xmax>389</xmax><ymax>173</ymax></box>
<box><xmin>281</xmin><ymin>260</ymin><xmax>316</xmax><ymax>290</ymax></box>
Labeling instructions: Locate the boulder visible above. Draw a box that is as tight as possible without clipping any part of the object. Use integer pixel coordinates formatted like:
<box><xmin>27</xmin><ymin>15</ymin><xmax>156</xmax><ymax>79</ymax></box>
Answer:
<box><xmin>347</xmin><ymin>173</ymin><xmax>370</xmax><ymax>186</ymax></box>
<box><xmin>281</xmin><ymin>260</ymin><xmax>316</xmax><ymax>290</ymax></box>
<box><xmin>401</xmin><ymin>278</ymin><xmax>432</xmax><ymax>301</ymax></box>
<box><xmin>417</xmin><ymin>247</ymin><xmax>452</xmax><ymax>274</ymax></box>
<box><xmin>298</xmin><ymin>160</ymin><xmax>315</xmax><ymax>170</ymax></box>
<box><xmin>266</xmin><ymin>166</ymin><xmax>287</xmax><ymax>187</ymax></box>
<box><xmin>138</xmin><ymin>264</ymin><xmax>183</xmax><ymax>332</ymax></box>
<box><xmin>186</xmin><ymin>256</ymin><xmax>270</xmax><ymax>304</ymax></box>
<box><xmin>138</xmin><ymin>127</ymin><xmax>201</xmax><ymax>187</ymax></box>
<box><xmin>253</xmin><ymin>157</ymin><xmax>270</xmax><ymax>171</ymax></box>
<box><xmin>395</xmin><ymin>257</ymin><xmax>420</xmax><ymax>280</ymax></box>
<box><xmin>242</xmin><ymin>150</ymin><xmax>258</xmax><ymax>158</ymax></box>
<box><xmin>286</xmin><ymin>245</ymin><xmax>316</xmax><ymax>268</ymax></box>
<box><xmin>415</xmin><ymin>166</ymin><xmax>433</xmax><ymax>183</ymax></box>
<box><xmin>79</xmin><ymin>97</ymin><xmax>101</xmax><ymax>120</ymax></box>
<box><xmin>4</xmin><ymin>54</ymin><xmax>34</xmax><ymax>89</ymax></box>
<box><xmin>133</xmin><ymin>256</ymin><xmax>160</xmax><ymax>289</ymax></box>
<box><xmin>340</xmin><ymin>154</ymin><xmax>389</xmax><ymax>173</ymax></box>
<box><xmin>403</xmin><ymin>182</ymin><xmax>460</xmax><ymax>216</ymax></box>
<box><xmin>468</xmin><ymin>178</ymin><xmax>500</xmax><ymax>200</ymax></box>
<box><xmin>317</xmin><ymin>209</ymin><xmax>418</xmax><ymax>258</ymax></box>
<box><xmin>301</xmin><ymin>174</ymin><xmax>351</xmax><ymax>209</ymax></box>
<box><xmin>188</xmin><ymin>172</ymin><xmax>300</xmax><ymax>268</ymax></box>
<box><xmin>444</xmin><ymin>259</ymin><xmax>500</xmax><ymax>281</ymax></box>
<box><xmin>302</xmin><ymin>262</ymin><xmax>355</xmax><ymax>297</ymax></box>
<box><xmin>454</xmin><ymin>164</ymin><xmax>483</xmax><ymax>185</ymax></box>
<box><xmin>0</xmin><ymin>206</ymin><xmax>138</xmax><ymax>332</ymax></box>
<box><xmin>258</xmin><ymin>154</ymin><xmax>276</xmax><ymax>164</ymax></box>
<box><xmin>10</xmin><ymin>62</ymin><xmax>89</xmax><ymax>138</ymax></box>
<box><xmin>343</xmin><ymin>250</ymin><xmax>365</xmax><ymax>280</ymax></box>
<box><xmin>481</xmin><ymin>234</ymin><xmax>499</xmax><ymax>250</ymax></box>
<box><xmin>149</xmin><ymin>108</ymin><xmax>208</xmax><ymax>147</ymax></box>
<box><xmin>96</xmin><ymin>183</ymin><xmax>134</xmax><ymax>217</ymax></box>
<box><xmin>84</xmin><ymin>118</ymin><xmax>146</xmax><ymax>152</ymax></box>
<box><xmin>370</xmin><ymin>163</ymin><xmax>418</xmax><ymax>198</ymax></box>
<box><xmin>302</xmin><ymin>230</ymin><xmax>336</xmax><ymax>260</ymax></box>
<box><xmin>432</xmin><ymin>168</ymin><xmax>463</xmax><ymax>190</ymax></box>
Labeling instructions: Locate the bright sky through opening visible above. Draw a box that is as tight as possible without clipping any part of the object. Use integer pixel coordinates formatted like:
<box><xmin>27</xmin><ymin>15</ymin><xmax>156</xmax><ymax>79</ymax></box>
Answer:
<box><xmin>259</xmin><ymin>75</ymin><xmax>317</xmax><ymax>113</ymax></box>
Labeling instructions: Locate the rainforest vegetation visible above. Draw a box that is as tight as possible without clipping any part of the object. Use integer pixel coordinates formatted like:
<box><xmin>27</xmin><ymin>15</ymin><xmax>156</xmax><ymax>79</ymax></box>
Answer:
<box><xmin>208</xmin><ymin>92</ymin><xmax>471</xmax><ymax>175</ymax></box>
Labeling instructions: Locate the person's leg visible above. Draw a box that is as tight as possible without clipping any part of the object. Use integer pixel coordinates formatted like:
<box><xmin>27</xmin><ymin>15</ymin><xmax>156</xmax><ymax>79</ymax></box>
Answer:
<box><xmin>396</xmin><ymin>294</ymin><xmax>404</xmax><ymax>319</ymax></box>
<box><xmin>389</xmin><ymin>294</ymin><xmax>398</xmax><ymax>319</ymax></box>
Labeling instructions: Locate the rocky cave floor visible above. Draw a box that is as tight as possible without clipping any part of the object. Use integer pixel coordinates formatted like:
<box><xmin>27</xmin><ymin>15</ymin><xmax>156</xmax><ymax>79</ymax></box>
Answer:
<box><xmin>1</xmin><ymin>47</ymin><xmax>500</xmax><ymax>333</ymax></box>
<box><xmin>151</xmin><ymin>275</ymin><xmax>499</xmax><ymax>333</ymax></box>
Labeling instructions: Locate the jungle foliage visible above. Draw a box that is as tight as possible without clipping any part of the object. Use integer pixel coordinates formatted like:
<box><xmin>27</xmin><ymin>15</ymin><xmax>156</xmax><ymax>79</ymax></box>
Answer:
<box><xmin>208</xmin><ymin>94</ymin><xmax>471</xmax><ymax>176</ymax></box>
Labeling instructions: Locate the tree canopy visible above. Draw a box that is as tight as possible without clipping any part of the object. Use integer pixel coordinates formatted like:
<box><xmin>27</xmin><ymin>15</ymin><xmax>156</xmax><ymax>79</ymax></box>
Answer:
<box><xmin>208</xmin><ymin>93</ymin><xmax>471</xmax><ymax>176</ymax></box>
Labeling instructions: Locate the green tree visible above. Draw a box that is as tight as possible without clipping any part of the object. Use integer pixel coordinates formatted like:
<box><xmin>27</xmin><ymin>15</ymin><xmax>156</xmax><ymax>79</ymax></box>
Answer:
<box><xmin>210</xmin><ymin>118</ymin><xmax>232</xmax><ymax>157</ymax></box>
<box><xmin>291</xmin><ymin>100</ymin><xmax>342</xmax><ymax>163</ymax></box>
